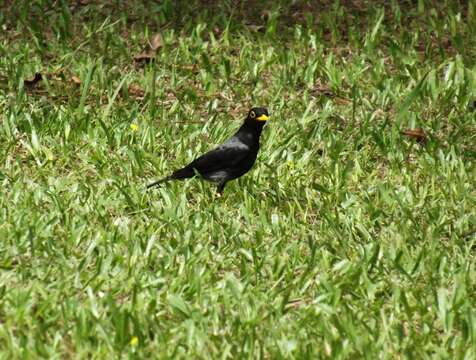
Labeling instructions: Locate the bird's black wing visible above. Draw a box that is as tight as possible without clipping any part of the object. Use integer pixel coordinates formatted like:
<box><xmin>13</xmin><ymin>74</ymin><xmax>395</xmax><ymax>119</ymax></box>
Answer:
<box><xmin>189</xmin><ymin>139</ymin><xmax>250</xmax><ymax>175</ymax></box>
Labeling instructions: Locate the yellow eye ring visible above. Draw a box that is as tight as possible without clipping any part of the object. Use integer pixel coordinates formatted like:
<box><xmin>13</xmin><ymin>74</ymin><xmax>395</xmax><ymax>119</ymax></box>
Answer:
<box><xmin>250</xmin><ymin>111</ymin><xmax>256</xmax><ymax>118</ymax></box>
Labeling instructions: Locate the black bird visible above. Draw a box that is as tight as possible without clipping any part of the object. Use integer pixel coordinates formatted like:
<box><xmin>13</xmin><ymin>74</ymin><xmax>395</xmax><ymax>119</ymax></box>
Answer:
<box><xmin>147</xmin><ymin>107</ymin><xmax>269</xmax><ymax>194</ymax></box>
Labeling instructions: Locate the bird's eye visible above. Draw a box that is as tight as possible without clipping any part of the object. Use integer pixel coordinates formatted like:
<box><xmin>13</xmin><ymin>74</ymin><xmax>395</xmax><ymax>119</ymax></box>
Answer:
<box><xmin>250</xmin><ymin>111</ymin><xmax>256</xmax><ymax>118</ymax></box>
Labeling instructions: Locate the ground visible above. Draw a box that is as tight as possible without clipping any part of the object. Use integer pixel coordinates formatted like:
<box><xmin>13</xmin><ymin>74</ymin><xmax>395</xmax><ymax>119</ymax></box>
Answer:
<box><xmin>0</xmin><ymin>0</ymin><xmax>475</xmax><ymax>358</ymax></box>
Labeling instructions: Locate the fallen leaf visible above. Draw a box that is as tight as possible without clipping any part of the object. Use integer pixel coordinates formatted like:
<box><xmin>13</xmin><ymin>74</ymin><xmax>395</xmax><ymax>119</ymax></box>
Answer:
<box><xmin>24</xmin><ymin>73</ymin><xmax>42</xmax><ymax>88</ymax></box>
<box><xmin>166</xmin><ymin>92</ymin><xmax>177</xmax><ymax>101</ymax></box>
<box><xmin>248</xmin><ymin>25</ymin><xmax>265</xmax><ymax>33</ymax></box>
<box><xmin>351</xmin><ymin>0</ymin><xmax>369</xmax><ymax>12</ymax></box>
<box><xmin>134</xmin><ymin>33</ymin><xmax>163</xmax><ymax>64</ymax></box>
<box><xmin>149</xmin><ymin>33</ymin><xmax>163</xmax><ymax>51</ymax></box>
<box><xmin>261</xmin><ymin>10</ymin><xmax>272</xmax><ymax>21</ymax></box>
<box><xmin>212</xmin><ymin>26</ymin><xmax>222</xmax><ymax>38</ymax></box>
<box><xmin>134</xmin><ymin>52</ymin><xmax>155</xmax><ymax>63</ymax></box>
<box><xmin>179</xmin><ymin>64</ymin><xmax>198</xmax><ymax>73</ymax></box>
<box><xmin>401</xmin><ymin>128</ymin><xmax>427</xmax><ymax>144</ymax></box>
<box><xmin>71</xmin><ymin>76</ymin><xmax>81</xmax><ymax>85</ymax></box>
<box><xmin>333</xmin><ymin>97</ymin><xmax>352</xmax><ymax>105</ymax></box>
<box><xmin>311</xmin><ymin>82</ymin><xmax>334</xmax><ymax>97</ymax></box>
<box><xmin>128</xmin><ymin>84</ymin><xmax>145</xmax><ymax>98</ymax></box>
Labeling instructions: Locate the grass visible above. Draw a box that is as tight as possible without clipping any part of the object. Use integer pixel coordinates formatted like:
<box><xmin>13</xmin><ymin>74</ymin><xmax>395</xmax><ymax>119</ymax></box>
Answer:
<box><xmin>0</xmin><ymin>0</ymin><xmax>475</xmax><ymax>358</ymax></box>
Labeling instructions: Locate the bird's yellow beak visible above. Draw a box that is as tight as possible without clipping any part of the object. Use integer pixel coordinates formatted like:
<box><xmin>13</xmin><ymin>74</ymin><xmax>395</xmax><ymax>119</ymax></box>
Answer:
<box><xmin>256</xmin><ymin>114</ymin><xmax>269</xmax><ymax>121</ymax></box>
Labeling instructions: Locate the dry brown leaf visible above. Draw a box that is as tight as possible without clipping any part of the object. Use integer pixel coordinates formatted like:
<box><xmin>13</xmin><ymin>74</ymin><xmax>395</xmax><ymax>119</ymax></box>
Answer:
<box><xmin>212</xmin><ymin>26</ymin><xmax>222</xmax><ymax>38</ymax></box>
<box><xmin>333</xmin><ymin>97</ymin><xmax>352</xmax><ymax>105</ymax></box>
<box><xmin>261</xmin><ymin>10</ymin><xmax>272</xmax><ymax>21</ymax></box>
<box><xmin>128</xmin><ymin>84</ymin><xmax>145</xmax><ymax>98</ymax></box>
<box><xmin>351</xmin><ymin>0</ymin><xmax>369</xmax><ymax>12</ymax></box>
<box><xmin>71</xmin><ymin>76</ymin><xmax>81</xmax><ymax>85</ymax></box>
<box><xmin>134</xmin><ymin>33</ymin><xmax>163</xmax><ymax>64</ymax></box>
<box><xmin>166</xmin><ymin>92</ymin><xmax>177</xmax><ymax>100</ymax></box>
<box><xmin>179</xmin><ymin>64</ymin><xmax>198</xmax><ymax>73</ymax></box>
<box><xmin>149</xmin><ymin>33</ymin><xmax>163</xmax><ymax>51</ymax></box>
<box><xmin>311</xmin><ymin>83</ymin><xmax>334</xmax><ymax>97</ymax></box>
<box><xmin>248</xmin><ymin>25</ymin><xmax>265</xmax><ymax>33</ymax></box>
<box><xmin>24</xmin><ymin>73</ymin><xmax>42</xmax><ymax>88</ymax></box>
<box><xmin>134</xmin><ymin>52</ymin><xmax>155</xmax><ymax>63</ymax></box>
<box><xmin>401</xmin><ymin>128</ymin><xmax>427</xmax><ymax>144</ymax></box>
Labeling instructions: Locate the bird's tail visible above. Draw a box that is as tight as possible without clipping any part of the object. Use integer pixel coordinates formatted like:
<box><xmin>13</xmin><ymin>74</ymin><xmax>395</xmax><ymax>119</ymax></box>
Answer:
<box><xmin>146</xmin><ymin>176</ymin><xmax>172</xmax><ymax>189</ymax></box>
<box><xmin>147</xmin><ymin>166</ymin><xmax>196</xmax><ymax>189</ymax></box>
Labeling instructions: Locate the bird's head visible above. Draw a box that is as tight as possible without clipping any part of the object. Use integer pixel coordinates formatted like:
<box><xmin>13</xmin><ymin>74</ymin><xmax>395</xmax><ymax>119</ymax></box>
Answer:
<box><xmin>247</xmin><ymin>107</ymin><xmax>269</xmax><ymax>123</ymax></box>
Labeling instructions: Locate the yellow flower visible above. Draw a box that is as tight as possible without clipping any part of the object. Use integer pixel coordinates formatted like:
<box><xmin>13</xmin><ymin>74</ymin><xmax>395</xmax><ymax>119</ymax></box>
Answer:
<box><xmin>129</xmin><ymin>336</ymin><xmax>139</xmax><ymax>346</ymax></box>
<box><xmin>130</xmin><ymin>123</ymin><xmax>139</xmax><ymax>132</ymax></box>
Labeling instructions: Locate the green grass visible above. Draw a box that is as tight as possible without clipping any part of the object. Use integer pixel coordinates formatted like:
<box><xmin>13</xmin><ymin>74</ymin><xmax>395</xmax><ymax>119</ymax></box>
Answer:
<box><xmin>1</xmin><ymin>0</ymin><xmax>476</xmax><ymax>358</ymax></box>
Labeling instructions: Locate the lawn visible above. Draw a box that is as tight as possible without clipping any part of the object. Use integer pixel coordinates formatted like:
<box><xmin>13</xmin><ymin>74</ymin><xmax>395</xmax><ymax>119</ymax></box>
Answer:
<box><xmin>0</xmin><ymin>0</ymin><xmax>475</xmax><ymax>358</ymax></box>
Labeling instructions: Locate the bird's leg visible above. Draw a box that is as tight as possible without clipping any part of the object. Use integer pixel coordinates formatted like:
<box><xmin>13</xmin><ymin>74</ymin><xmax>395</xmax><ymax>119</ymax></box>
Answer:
<box><xmin>216</xmin><ymin>181</ymin><xmax>227</xmax><ymax>195</ymax></box>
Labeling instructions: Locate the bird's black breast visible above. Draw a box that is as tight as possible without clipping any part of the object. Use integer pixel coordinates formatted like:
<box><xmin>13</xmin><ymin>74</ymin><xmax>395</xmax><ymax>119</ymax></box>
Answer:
<box><xmin>225</xmin><ymin>150</ymin><xmax>258</xmax><ymax>180</ymax></box>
